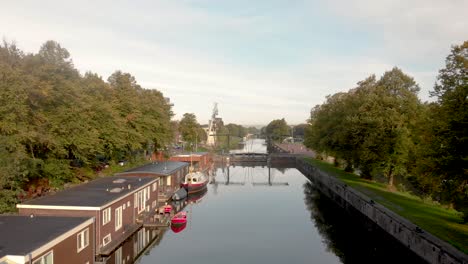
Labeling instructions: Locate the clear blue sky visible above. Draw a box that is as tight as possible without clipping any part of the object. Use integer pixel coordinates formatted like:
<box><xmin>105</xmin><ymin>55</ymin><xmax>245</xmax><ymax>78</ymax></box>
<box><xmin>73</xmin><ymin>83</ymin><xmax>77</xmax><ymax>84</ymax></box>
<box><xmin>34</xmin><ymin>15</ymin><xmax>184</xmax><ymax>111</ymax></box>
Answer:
<box><xmin>1</xmin><ymin>0</ymin><xmax>467</xmax><ymax>125</ymax></box>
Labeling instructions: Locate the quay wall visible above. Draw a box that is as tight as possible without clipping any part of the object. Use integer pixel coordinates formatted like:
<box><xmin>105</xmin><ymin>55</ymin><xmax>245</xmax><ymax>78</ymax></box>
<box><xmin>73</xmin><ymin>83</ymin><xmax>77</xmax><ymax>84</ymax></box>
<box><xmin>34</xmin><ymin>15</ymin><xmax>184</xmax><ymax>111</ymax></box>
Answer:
<box><xmin>296</xmin><ymin>158</ymin><xmax>468</xmax><ymax>264</ymax></box>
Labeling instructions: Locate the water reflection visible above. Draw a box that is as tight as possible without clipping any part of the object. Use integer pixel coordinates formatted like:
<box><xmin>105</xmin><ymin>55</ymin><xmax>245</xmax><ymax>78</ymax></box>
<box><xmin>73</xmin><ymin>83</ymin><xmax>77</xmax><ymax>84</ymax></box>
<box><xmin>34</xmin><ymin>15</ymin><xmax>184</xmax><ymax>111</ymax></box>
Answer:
<box><xmin>103</xmin><ymin>139</ymin><xmax>427</xmax><ymax>264</ymax></box>
<box><xmin>100</xmin><ymin>226</ymin><xmax>161</xmax><ymax>264</ymax></box>
<box><xmin>101</xmin><ymin>189</ymin><xmax>208</xmax><ymax>264</ymax></box>
<box><xmin>303</xmin><ymin>182</ymin><xmax>427</xmax><ymax>264</ymax></box>
<box><xmin>171</xmin><ymin>221</ymin><xmax>187</xmax><ymax>233</ymax></box>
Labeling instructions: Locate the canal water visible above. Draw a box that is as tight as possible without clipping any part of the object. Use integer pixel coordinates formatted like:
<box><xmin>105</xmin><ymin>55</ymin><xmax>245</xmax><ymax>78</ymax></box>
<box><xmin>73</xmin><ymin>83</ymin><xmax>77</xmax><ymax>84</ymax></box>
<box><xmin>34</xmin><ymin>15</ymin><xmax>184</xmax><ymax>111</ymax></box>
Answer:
<box><xmin>127</xmin><ymin>139</ymin><xmax>426</xmax><ymax>264</ymax></box>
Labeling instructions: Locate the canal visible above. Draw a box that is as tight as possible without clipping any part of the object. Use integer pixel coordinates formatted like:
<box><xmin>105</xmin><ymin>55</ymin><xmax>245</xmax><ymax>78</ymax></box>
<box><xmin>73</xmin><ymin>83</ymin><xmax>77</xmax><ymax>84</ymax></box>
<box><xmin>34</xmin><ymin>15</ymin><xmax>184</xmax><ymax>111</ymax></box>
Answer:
<box><xmin>124</xmin><ymin>140</ymin><xmax>426</xmax><ymax>264</ymax></box>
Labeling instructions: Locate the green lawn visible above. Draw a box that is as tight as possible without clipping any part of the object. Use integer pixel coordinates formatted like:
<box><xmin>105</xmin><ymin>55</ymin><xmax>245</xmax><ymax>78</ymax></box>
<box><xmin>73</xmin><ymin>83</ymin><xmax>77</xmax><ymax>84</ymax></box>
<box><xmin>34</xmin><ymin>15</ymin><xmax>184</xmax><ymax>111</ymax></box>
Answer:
<box><xmin>303</xmin><ymin>157</ymin><xmax>468</xmax><ymax>254</ymax></box>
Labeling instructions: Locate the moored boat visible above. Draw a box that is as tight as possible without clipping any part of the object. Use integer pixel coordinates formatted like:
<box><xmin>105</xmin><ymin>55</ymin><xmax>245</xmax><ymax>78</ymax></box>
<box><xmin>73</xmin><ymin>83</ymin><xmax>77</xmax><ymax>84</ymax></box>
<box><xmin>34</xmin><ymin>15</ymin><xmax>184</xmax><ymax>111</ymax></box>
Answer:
<box><xmin>171</xmin><ymin>221</ymin><xmax>187</xmax><ymax>233</ymax></box>
<box><xmin>172</xmin><ymin>187</ymin><xmax>188</xmax><ymax>201</ymax></box>
<box><xmin>171</xmin><ymin>211</ymin><xmax>187</xmax><ymax>225</ymax></box>
<box><xmin>181</xmin><ymin>171</ymin><xmax>208</xmax><ymax>194</ymax></box>
<box><xmin>163</xmin><ymin>204</ymin><xmax>172</xmax><ymax>213</ymax></box>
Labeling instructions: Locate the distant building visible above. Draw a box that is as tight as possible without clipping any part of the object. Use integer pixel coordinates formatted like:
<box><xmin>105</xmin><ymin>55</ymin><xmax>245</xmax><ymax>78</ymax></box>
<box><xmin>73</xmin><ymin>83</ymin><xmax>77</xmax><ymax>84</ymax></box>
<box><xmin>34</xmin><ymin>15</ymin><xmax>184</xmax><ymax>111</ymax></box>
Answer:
<box><xmin>17</xmin><ymin>176</ymin><xmax>160</xmax><ymax>257</ymax></box>
<box><xmin>0</xmin><ymin>215</ymin><xmax>94</xmax><ymax>264</ymax></box>
<box><xmin>170</xmin><ymin>152</ymin><xmax>212</xmax><ymax>172</ymax></box>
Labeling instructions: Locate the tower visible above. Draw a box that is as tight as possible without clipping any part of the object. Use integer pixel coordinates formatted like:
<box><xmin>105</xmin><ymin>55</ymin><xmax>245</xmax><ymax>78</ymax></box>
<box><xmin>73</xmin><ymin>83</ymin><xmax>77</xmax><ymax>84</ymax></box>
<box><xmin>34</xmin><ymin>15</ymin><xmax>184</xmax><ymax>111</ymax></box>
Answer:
<box><xmin>206</xmin><ymin>103</ymin><xmax>218</xmax><ymax>146</ymax></box>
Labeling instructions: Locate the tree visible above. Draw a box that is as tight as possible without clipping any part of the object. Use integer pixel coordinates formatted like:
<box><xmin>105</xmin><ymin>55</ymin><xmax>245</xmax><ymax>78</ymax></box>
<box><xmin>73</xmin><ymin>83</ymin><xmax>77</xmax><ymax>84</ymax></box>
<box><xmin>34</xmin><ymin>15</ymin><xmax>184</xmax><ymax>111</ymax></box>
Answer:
<box><xmin>305</xmin><ymin>68</ymin><xmax>421</xmax><ymax>185</ymax></box>
<box><xmin>179</xmin><ymin>113</ymin><xmax>201</xmax><ymax>151</ymax></box>
<box><xmin>293</xmin><ymin>124</ymin><xmax>308</xmax><ymax>139</ymax></box>
<box><xmin>0</xmin><ymin>40</ymin><xmax>175</xmax><ymax>212</ymax></box>
<box><xmin>265</xmin><ymin>118</ymin><xmax>289</xmax><ymax>142</ymax></box>
<box><xmin>430</xmin><ymin>41</ymin><xmax>468</xmax><ymax>221</ymax></box>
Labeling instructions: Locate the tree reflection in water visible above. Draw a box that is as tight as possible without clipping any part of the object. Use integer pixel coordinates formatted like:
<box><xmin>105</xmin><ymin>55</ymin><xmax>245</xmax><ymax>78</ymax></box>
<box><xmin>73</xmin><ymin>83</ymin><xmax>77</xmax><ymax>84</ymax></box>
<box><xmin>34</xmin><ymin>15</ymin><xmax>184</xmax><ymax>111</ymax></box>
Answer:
<box><xmin>303</xmin><ymin>182</ymin><xmax>427</xmax><ymax>264</ymax></box>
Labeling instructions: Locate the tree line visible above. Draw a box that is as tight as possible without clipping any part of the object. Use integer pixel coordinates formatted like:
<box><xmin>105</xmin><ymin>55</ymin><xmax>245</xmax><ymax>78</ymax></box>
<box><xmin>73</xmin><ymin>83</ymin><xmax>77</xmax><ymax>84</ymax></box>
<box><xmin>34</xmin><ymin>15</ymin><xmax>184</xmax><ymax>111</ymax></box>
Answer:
<box><xmin>0</xmin><ymin>40</ymin><xmax>173</xmax><ymax>212</ymax></box>
<box><xmin>177</xmin><ymin>112</ymin><xmax>258</xmax><ymax>151</ymax></box>
<box><xmin>304</xmin><ymin>41</ymin><xmax>468</xmax><ymax>221</ymax></box>
<box><xmin>262</xmin><ymin>118</ymin><xmax>308</xmax><ymax>142</ymax></box>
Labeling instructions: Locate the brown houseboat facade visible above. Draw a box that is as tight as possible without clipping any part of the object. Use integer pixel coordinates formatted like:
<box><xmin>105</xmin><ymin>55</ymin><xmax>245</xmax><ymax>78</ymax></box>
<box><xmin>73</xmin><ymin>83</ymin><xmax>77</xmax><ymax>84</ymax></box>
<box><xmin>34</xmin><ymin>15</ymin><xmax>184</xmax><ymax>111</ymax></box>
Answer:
<box><xmin>0</xmin><ymin>215</ymin><xmax>94</xmax><ymax>264</ymax></box>
<box><xmin>17</xmin><ymin>176</ymin><xmax>160</xmax><ymax>256</ymax></box>
<box><xmin>116</xmin><ymin>161</ymin><xmax>189</xmax><ymax>202</ymax></box>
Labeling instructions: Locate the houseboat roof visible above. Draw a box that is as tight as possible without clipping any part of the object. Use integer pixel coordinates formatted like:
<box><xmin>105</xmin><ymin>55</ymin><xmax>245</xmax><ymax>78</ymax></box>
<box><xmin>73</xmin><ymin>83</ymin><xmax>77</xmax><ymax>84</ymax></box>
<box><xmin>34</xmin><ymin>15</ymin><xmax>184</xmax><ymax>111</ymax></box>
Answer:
<box><xmin>118</xmin><ymin>161</ymin><xmax>189</xmax><ymax>176</ymax></box>
<box><xmin>0</xmin><ymin>215</ymin><xmax>93</xmax><ymax>261</ymax></box>
<box><xmin>18</xmin><ymin>176</ymin><xmax>157</xmax><ymax>209</ymax></box>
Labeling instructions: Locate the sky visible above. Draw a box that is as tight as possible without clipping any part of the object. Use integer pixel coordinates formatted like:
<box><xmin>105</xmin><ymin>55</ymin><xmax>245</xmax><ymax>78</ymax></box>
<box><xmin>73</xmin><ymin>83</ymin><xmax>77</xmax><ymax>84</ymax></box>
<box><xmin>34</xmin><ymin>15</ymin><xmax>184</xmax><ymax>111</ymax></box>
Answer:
<box><xmin>1</xmin><ymin>0</ymin><xmax>467</xmax><ymax>126</ymax></box>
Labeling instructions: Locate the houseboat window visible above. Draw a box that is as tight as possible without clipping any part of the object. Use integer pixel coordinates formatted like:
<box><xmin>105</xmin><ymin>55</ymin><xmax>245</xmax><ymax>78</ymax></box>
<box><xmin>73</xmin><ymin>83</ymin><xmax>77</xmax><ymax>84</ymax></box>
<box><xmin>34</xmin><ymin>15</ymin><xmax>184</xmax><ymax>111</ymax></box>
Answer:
<box><xmin>192</xmin><ymin>178</ymin><xmax>197</xmax><ymax>183</ymax></box>
<box><xmin>115</xmin><ymin>206</ymin><xmax>123</xmax><ymax>231</ymax></box>
<box><xmin>102</xmin><ymin>207</ymin><xmax>111</xmax><ymax>225</ymax></box>
<box><xmin>33</xmin><ymin>250</ymin><xmax>53</xmax><ymax>264</ymax></box>
<box><xmin>103</xmin><ymin>234</ymin><xmax>111</xmax><ymax>246</ymax></box>
<box><xmin>134</xmin><ymin>193</ymin><xmax>138</xmax><ymax>208</ymax></box>
<box><xmin>137</xmin><ymin>190</ymin><xmax>145</xmax><ymax>213</ymax></box>
<box><xmin>127</xmin><ymin>201</ymin><xmax>131</xmax><ymax>207</ymax></box>
<box><xmin>77</xmin><ymin>228</ymin><xmax>89</xmax><ymax>252</ymax></box>
<box><xmin>167</xmin><ymin>176</ymin><xmax>171</xmax><ymax>186</ymax></box>
<box><xmin>152</xmin><ymin>182</ymin><xmax>157</xmax><ymax>191</ymax></box>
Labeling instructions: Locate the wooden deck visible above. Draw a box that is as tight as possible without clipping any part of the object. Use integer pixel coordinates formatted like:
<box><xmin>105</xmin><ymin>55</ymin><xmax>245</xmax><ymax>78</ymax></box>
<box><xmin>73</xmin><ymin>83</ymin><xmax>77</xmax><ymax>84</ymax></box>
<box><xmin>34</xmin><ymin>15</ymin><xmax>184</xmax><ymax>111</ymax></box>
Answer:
<box><xmin>137</xmin><ymin>209</ymin><xmax>172</xmax><ymax>228</ymax></box>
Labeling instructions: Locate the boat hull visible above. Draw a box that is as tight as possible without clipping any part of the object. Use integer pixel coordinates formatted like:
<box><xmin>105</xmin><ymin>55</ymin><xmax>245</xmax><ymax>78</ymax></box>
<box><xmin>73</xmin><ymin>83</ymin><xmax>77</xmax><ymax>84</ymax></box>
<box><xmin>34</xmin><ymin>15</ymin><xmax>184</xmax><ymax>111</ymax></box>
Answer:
<box><xmin>171</xmin><ymin>222</ymin><xmax>187</xmax><ymax>233</ymax></box>
<box><xmin>181</xmin><ymin>181</ymin><xmax>207</xmax><ymax>194</ymax></box>
<box><xmin>171</xmin><ymin>212</ymin><xmax>187</xmax><ymax>225</ymax></box>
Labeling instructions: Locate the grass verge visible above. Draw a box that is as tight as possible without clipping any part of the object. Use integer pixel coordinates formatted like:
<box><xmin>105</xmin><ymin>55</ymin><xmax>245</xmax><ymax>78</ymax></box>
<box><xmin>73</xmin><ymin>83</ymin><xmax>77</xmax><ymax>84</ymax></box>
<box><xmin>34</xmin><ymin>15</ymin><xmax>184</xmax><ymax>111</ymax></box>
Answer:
<box><xmin>303</xmin><ymin>157</ymin><xmax>468</xmax><ymax>254</ymax></box>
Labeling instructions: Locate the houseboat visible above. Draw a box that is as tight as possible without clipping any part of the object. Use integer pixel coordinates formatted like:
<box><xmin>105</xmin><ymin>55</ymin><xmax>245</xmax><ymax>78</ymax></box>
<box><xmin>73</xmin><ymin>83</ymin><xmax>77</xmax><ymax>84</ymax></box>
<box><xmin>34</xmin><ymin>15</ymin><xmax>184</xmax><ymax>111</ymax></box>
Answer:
<box><xmin>116</xmin><ymin>161</ymin><xmax>189</xmax><ymax>203</ymax></box>
<box><xmin>17</xmin><ymin>176</ymin><xmax>160</xmax><ymax>257</ymax></box>
<box><xmin>0</xmin><ymin>215</ymin><xmax>94</xmax><ymax>264</ymax></box>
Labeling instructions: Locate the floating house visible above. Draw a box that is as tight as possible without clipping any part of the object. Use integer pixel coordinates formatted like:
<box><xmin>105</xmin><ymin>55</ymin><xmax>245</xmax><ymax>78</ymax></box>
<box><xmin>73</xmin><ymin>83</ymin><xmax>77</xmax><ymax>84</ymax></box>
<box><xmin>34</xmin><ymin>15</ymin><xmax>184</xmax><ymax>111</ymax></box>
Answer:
<box><xmin>0</xmin><ymin>215</ymin><xmax>94</xmax><ymax>264</ymax></box>
<box><xmin>17</xmin><ymin>176</ymin><xmax>160</xmax><ymax>257</ymax></box>
<box><xmin>116</xmin><ymin>161</ymin><xmax>189</xmax><ymax>202</ymax></box>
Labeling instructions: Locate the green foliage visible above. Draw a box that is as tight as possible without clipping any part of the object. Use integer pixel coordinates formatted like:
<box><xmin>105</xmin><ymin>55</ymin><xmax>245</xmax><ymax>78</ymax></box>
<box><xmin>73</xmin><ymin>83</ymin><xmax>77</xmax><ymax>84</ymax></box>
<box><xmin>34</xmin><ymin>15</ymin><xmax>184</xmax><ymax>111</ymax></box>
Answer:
<box><xmin>225</xmin><ymin>123</ymin><xmax>247</xmax><ymax>138</ymax></box>
<box><xmin>430</xmin><ymin>41</ymin><xmax>468</xmax><ymax>220</ymax></box>
<box><xmin>304</xmin><ymin>40</ymin><xmax>468</xmax><ymax>221</ymax></box>
<box><xmin>0</xmin><ymin>40</ymin><xmax>174</xmax><ymax>212</ymax></box>
<box><xmin>292</xmin><ymin>124</ymin><xmax>308</xmax><ymax>138</ymax></box>
<box><xmin>246</xmin><ymin>126</ymin><xmax>259</xmax><ymax>135</ymax></box>
<box><xmin>178</xmin><ymin>113</ymin><xmax>202</xmax><ymax>151</ymax></box>
<box><xmin>305</xmin><ymin>69</ymin><xmax>420</xmax><ymax>183</ymax></box>
<box><xmin>265</xmin><ymin>118</ymin><xmax>289</xmax><ymax>142</ymax></box>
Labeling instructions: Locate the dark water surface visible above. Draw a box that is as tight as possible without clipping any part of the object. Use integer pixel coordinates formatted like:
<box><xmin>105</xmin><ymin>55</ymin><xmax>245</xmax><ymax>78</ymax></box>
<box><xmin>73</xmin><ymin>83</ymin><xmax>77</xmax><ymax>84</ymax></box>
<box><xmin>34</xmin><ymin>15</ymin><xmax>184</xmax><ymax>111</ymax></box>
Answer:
<box><xmin>130</xmin><ymin>140</ymin><xmax>426</xmax><ymax>264</ymax></box>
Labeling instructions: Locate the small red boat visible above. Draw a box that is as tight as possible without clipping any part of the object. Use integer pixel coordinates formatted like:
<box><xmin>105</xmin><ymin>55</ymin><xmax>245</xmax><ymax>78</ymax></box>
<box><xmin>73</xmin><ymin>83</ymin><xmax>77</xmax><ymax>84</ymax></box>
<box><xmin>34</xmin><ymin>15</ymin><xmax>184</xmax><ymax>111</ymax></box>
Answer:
<box><xmin>171</xmin><ymin>211</ymin><xmax>187</xmax><ymax>225</ymax></box>
<box><xmin>163</xmin><ymin>204</ymin><xmax>172</xmax><ymax>214</ymax></box>
<box><xmin>171</xmin><ymin>221</ymin><xmax>187</xmax><ymax>233</ymax></box>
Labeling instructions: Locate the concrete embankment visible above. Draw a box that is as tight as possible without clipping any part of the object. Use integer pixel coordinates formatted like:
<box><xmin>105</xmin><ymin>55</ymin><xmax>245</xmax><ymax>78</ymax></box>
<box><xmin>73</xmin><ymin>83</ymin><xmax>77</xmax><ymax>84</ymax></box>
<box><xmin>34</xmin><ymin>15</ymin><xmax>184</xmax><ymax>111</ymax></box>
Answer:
<box><xmin>296</xmin><ymin>158</ymin><xmax>468</xmax><ymax>264</ymax></box>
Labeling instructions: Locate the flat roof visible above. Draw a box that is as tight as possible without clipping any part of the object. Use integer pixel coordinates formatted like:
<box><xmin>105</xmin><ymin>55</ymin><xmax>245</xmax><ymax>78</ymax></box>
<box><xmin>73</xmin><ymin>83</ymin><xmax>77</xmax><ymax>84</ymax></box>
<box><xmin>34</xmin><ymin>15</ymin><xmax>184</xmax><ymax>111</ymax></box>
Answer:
<box><xmin>118</xmin><ymin>161</ymin><xmax>189</xmax><ymax>176</ymax></box>
<box><xmin>19</xmin><ymin>176</ymin><xmax>157</xmax><ymax>208</ymax></box>
<box><xmin>0</xmin><ymin>215</ymin><xmax>92</xmax><ymax>259</ymax></box>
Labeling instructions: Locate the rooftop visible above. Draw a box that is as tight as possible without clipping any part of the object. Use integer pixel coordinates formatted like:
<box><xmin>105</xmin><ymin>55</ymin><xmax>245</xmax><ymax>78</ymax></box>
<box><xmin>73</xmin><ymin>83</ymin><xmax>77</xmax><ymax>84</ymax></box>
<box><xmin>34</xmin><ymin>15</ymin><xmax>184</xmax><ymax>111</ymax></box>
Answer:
<box><xmin>0</xmin><ymin>215</ymin><xmax>91</xmax><ymax>259</ymax></box>
<box><xmin>172</xmin><ymin>152</ymin><xmax>209</xmax><ymax>157</ymax></box>
<box><xmin>19</xmin><ymin>176</ymin><xmax>157</xmax><ymax>208</ymax></box>
<box><xmin>118</xmin><ymin>161</ymin><xmax>189</xmax><ymax>176</ymax></box>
